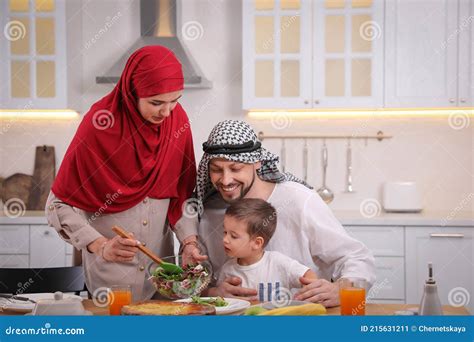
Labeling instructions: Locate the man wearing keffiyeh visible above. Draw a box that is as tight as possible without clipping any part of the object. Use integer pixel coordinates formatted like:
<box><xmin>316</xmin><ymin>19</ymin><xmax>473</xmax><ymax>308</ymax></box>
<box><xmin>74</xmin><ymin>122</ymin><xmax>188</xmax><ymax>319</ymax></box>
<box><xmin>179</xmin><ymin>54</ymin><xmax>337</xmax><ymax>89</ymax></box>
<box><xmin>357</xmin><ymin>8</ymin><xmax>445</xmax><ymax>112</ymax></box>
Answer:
<box><xmin>192</xmin><ymin>120</ymin><xmax>375</xmax><ymax>308</ymax></box>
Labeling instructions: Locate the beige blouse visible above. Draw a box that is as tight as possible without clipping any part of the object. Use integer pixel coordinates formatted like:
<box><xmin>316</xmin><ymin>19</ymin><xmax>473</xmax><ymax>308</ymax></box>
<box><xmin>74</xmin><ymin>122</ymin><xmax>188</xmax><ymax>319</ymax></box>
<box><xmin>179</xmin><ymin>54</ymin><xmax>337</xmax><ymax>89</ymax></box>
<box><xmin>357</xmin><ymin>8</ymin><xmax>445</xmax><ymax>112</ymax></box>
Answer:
<box><xmin>45</xmin><ymin>191</ymin><xmax>197</xmax><ymax>301</ymax></box>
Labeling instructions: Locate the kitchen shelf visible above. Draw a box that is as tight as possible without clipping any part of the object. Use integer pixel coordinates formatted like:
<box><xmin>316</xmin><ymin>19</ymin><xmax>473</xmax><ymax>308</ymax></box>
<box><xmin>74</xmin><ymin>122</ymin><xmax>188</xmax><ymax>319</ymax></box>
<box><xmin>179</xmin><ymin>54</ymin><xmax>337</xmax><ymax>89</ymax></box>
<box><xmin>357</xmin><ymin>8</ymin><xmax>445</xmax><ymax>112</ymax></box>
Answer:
<box><xmin>258</xmin><ymin>130</ymin><xmax>392</xmax><ymax>142</ymax></box>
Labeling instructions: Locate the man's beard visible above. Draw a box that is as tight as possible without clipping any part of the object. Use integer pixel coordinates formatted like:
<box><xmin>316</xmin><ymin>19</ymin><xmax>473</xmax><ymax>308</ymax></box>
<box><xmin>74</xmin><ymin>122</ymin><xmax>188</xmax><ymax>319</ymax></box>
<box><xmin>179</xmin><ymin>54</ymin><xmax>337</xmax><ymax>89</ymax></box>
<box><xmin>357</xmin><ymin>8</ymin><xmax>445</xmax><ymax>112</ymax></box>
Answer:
<box><xmin>219</xmin><ymin>173</ymin><xmax>256</xmax><ymax>204</ymax></box>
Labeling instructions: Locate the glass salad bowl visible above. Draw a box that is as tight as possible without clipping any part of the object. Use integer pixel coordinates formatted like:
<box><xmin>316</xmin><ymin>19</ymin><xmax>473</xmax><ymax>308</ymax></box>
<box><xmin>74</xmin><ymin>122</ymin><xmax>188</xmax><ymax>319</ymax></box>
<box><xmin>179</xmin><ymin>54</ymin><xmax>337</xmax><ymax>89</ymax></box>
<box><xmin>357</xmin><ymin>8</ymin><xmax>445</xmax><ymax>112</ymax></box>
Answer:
<box><xmin>147</xmin><ymin>255</ymin><xmax>212</xmax><ymax>300</ymax></box>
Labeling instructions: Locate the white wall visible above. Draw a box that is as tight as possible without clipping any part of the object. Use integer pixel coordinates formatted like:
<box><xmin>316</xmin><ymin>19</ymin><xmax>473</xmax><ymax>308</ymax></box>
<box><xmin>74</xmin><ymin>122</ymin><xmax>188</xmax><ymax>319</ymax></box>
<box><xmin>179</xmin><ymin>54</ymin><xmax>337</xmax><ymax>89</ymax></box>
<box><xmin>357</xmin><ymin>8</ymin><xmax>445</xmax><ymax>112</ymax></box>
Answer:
<box><xmin>0</xmin><ymin>0</ymin><xmax>472</xmax><ymax>215</ymax></box>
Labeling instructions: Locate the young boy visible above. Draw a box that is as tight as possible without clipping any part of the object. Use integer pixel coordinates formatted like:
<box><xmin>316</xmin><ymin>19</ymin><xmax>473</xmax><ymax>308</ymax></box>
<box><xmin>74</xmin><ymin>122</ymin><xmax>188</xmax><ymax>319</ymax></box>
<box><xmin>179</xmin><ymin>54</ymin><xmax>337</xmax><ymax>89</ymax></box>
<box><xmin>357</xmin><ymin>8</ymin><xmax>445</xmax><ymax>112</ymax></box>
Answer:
<box><xmin>217</xmin><ymin>198</ymin><xmax>318</xmax><ymax>302</ymax></box>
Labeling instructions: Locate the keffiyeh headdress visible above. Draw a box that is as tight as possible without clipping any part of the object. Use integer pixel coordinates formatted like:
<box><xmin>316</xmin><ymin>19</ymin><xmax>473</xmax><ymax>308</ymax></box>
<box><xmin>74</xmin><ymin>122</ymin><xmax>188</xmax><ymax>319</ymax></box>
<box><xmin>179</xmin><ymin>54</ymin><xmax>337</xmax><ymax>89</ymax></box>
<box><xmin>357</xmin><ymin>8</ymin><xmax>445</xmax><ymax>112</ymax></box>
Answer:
<box><xmin>196</xmin><ymin>120</ymin><xmax>312</xmax><ymax>203</ymax></box>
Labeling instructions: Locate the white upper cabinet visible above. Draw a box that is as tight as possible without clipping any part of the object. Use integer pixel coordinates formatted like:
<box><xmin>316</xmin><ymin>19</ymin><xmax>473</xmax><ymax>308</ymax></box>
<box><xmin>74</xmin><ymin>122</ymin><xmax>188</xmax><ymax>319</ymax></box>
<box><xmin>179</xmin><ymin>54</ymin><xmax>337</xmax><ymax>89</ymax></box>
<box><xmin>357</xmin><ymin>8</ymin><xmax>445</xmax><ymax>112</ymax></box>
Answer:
<box><xmin>243</xmin><ymin>0</ymin><xmax>313</xmax><ymax>109</ymax></box>
<box><xmin>458</xmin><ymin>0</ymin><xmax>473</xmax><ymax>107</ymax></box>
<box><xmin>313</xmin><ymin>0</ymin><xmax>384</xmax><ymax>108</ymax></box>
<box><xmin>0</xmin><ymin>0</ymin><xmax>67</xmax><ymax>109</ymax></box>
<box><xmin>385</xmin><ymin>0</ymin><xmax>471</xmax><ymax>107</ymax></box>
<box><xmin>243</xmin><ymin>0</ymin><xmax>384</xmax><ymax>109</ymax></box>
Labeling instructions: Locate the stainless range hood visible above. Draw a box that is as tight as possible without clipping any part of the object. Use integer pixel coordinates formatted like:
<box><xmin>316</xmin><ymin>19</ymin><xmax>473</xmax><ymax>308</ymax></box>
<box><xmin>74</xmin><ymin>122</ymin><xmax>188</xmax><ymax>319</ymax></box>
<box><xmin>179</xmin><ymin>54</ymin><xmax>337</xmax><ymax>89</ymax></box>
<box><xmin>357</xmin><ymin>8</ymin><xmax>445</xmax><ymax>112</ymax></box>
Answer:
<box><xmin>96</xmin><ymin>0</ymin><xmax>212</xmax><ymax>89</ymax></box>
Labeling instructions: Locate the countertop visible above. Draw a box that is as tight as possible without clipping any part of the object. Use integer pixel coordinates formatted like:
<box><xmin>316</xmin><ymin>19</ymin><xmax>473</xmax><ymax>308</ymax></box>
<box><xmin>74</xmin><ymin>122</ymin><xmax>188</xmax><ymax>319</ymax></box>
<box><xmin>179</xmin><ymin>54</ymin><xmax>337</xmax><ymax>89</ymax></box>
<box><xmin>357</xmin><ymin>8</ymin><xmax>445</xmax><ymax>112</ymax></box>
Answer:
<box><xmin>333</xmin><ymin>210</ymin><xmax>473</xmax><ymax>227</ymax></box>
<box><xmin>0</xmin><ymin>210</ymin><xmax>472</xmax><ymax>227</ymax></box>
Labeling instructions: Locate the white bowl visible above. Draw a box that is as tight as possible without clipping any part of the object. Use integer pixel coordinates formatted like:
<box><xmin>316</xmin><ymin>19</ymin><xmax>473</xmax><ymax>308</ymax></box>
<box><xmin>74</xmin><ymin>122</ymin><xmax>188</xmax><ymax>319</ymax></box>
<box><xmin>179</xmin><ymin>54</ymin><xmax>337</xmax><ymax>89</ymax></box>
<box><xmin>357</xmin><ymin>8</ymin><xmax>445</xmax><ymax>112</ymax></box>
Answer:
<box><xmin>31</xmin><ymin>292</ymin><xmax>91</xmax><ymax>316</ymax></box>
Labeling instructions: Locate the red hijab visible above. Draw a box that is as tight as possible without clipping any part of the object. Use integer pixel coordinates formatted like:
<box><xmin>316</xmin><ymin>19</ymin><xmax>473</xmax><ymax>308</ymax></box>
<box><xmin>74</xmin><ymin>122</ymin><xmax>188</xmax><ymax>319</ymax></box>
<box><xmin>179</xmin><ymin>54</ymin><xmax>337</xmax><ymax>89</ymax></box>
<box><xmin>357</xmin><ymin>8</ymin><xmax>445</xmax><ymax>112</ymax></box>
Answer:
<box><xmin>52</xmin><ymin>46</ymin><xmax>196</xmax><ymax>227</ymax></box>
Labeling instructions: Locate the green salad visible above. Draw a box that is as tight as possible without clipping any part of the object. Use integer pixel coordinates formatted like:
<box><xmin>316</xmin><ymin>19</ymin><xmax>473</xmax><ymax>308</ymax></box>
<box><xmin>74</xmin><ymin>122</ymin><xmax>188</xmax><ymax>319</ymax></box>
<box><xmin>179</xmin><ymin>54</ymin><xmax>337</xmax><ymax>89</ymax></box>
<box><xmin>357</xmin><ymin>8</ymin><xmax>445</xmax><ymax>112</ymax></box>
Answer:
<box><xmin>151</xmin><ymin>263</ymin><xmax>211</xmax><ymax>299</ymax></box>
<box><xmin>191</xmin><ymin>296</ymin><xmax>228</xmax><ymax>307</ymax></box>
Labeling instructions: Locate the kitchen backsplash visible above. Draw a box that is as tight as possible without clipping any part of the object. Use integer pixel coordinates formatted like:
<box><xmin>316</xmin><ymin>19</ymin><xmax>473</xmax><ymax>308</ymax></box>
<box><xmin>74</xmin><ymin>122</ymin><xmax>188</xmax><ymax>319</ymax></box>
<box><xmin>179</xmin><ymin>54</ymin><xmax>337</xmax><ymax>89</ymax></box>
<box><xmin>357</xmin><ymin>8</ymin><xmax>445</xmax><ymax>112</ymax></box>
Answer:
<box><xmin>1</xmin><ymin>115</ymin><xmax>472</xmax><ymax>215</ymax></box>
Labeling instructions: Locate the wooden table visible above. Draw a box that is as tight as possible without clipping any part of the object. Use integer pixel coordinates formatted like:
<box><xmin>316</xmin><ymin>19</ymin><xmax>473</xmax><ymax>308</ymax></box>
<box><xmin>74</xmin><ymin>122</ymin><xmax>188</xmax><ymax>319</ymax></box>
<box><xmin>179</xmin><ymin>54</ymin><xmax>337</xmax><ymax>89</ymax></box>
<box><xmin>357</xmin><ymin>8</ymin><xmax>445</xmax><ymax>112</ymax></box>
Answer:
<box><xmin>81</xmin><ymin>300</ymin><xmax>470</xmax><ymax>316</ymax></box>
<box><xmin>1</xmin><ymin>300</ymin><xmax>469</xmax><ymax>316</ymax></box>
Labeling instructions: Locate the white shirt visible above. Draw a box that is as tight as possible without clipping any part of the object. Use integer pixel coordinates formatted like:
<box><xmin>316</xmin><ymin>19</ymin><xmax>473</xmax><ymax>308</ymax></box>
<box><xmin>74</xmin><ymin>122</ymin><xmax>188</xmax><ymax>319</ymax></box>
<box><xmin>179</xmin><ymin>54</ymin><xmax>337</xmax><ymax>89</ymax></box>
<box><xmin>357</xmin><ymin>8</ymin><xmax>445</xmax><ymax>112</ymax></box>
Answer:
<box><xmin>199</xmin><ymin>181</ymin><xmax>376</xmax><ymax>286</ymax></box>
<box><xmin>217</xmin><ymin>251</ymin><xmax>310</xmax><ymax>302</ymax></box>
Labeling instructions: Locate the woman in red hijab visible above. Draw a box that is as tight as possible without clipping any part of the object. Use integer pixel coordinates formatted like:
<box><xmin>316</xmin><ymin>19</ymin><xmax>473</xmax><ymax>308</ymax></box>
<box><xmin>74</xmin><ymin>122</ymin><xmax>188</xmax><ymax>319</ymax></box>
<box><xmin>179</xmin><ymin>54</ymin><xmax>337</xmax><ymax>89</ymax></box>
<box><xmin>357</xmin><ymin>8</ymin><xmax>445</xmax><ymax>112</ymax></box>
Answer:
<box><xmin>45</xmin><ymin>46</ymin><xmax>205</xmax><ymax>301</ymax></box>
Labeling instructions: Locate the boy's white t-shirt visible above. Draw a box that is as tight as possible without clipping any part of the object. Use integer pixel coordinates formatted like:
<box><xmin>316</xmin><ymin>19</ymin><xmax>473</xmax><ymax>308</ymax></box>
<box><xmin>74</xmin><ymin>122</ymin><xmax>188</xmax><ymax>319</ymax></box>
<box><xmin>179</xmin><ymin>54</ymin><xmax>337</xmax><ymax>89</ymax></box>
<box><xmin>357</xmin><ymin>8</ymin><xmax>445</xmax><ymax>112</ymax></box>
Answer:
<box><xmin>217</xmin><ymin>251</ymin><xmax>310</xmax><ymax>302</ymax></box>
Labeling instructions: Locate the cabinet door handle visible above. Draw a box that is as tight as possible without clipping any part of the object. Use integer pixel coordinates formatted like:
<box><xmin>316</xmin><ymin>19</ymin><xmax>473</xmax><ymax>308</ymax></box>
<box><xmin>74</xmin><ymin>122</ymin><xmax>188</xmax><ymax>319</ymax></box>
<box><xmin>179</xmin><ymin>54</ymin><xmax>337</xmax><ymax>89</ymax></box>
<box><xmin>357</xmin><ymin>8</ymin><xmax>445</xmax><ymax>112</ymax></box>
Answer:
<box><xmin>449</xmin><ymin>98</ymin><xmax>456</xmax><ymax>103</ymax></box>
<box><xmin>430</xmin><ymin>233</ymin><xmax>464</xmax><ymax>238</ymax></box>
<box><xmin>460</xmin><ymin>98</ymin><xmax>466</xmax><ymax>103</ymax></box>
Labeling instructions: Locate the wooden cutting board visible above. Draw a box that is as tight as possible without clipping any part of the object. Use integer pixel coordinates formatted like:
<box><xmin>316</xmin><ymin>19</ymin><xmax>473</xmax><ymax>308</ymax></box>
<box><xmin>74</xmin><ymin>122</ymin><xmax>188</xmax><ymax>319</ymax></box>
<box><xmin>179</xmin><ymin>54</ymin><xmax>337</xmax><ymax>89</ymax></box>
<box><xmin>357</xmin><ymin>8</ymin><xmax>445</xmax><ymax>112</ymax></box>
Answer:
<box><xmin>28</xmin><ymin>145</ymin><xmax>55</xmax><ymax>210</ymax></box>
<box><xmin>1</xmin><ymin>173</ymin><xmax>33</xmax><ymax>209</ymax></box>
<box><xmin>121</xmin><ymin>300</ymin><xmax>216</xmax><ymax>316</ymax></box>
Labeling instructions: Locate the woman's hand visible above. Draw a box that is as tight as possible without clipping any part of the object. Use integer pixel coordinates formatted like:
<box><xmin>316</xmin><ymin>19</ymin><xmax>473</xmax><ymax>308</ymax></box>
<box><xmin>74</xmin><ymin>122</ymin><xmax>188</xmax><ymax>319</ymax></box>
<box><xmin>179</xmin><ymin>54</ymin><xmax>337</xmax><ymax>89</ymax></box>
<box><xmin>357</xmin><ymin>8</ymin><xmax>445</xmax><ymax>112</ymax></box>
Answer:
<box><xmin>181</xmin><ymin>236</ymin><xmax>208</xmax><ymax>265</ymax></box>
<box><xmin>88</xmin><ymin>234</ymin><xmax>139</xmax><ymax>263</ymax></box>
<box><xmin>294</xmin><ymin>277</ymin><xmax>340</xmax><ymax>307</ymax></box>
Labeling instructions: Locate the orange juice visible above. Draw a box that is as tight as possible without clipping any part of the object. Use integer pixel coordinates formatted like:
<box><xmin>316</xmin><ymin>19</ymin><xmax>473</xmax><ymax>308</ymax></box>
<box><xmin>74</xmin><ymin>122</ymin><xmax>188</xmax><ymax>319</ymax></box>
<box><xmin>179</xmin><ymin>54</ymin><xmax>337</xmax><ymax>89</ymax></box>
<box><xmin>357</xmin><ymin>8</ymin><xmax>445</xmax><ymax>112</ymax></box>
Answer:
<box><xmin>109</xmin><ymin>288</ymin><xmax>132</xmax><ymax>315</ymax></box>
<box><xmin>340</xmin><ymin>287</ymin><xmax>366</xmax><ymax>315</ymax></box>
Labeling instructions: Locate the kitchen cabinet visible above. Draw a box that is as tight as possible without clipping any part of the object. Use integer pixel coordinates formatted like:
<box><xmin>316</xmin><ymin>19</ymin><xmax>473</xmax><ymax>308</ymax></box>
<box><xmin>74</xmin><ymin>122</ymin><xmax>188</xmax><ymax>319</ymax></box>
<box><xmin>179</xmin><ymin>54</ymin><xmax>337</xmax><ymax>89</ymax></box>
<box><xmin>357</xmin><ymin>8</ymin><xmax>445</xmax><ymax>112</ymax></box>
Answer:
<box><xmin>312</xmin><ymin>0</ymin><xmax>384</xmax><ymax>108</ymax></box>
<box><xmin>29</xmin><ymin>225</ymin><xmax>67</xmax><ymax>268</ymax></box>
<box><xmin>0</xmin><ymin>225</ymin><xmax>29</xmax><ymax>254</ymax></box>
<box><xmin>0</xmin><ymin>0</ymin><xmax>67</xmax><ymax>109</ymax></box>
<box><xmin>405</xmin><ymin>227</ymin><xmax>473</xmax><ymax>314</ymax></box>
<box><xmin>0</xmin><ymin>224</ymin><xmax>73</xmax><ymax>268</ymax></box>
<box><xmin>242</xmin><ymin>0</ymin><xmax>384</xmax><ymax>109</ymax></box>
<box><xmin>242</xmin><ymin>0</ymin><xmax>313</xmax><ymax>109</ymax></box>
<box><xmin>385</xmin><ymin>0</ymin><xmax>472</xmax><ymax>107</ymax></box>
<box><xmin>457</xmin><ymin>0</ymin><xmax>473</xmax><ymax>107</ymax></box>
<box><xmin>346</xmin><ymin>224</ymin><xmax>473</xmax><ymax>313</ymax></box>
<box><xmin>0</xmin><ymin>255</ymin><xmax>29</xmax><ymax>268</ymax></box>
<box><xmin>345</xmin><ymin>226</ymin><xmax>405</xmax><ymax>302</ymax></box>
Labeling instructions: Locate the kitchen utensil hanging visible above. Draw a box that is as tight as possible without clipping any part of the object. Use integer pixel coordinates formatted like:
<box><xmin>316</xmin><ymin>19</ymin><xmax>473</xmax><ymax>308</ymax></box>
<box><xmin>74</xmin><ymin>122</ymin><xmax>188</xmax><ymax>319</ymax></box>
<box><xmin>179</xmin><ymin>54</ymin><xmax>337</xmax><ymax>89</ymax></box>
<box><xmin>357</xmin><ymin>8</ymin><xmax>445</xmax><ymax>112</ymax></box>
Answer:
<box><xmin>316</xmin><ymin>140</ymin><xmax>334</xmax><ymax>204</ymax></box>
<box><xmin>303</xmin><ymin>139</ymin><xmax>308</xmax><ymax>182</ymax></box>
<box><xmin>345</xmin><ymin>139</ymin><xmax>355</xmax><ymax>193</ymax></box>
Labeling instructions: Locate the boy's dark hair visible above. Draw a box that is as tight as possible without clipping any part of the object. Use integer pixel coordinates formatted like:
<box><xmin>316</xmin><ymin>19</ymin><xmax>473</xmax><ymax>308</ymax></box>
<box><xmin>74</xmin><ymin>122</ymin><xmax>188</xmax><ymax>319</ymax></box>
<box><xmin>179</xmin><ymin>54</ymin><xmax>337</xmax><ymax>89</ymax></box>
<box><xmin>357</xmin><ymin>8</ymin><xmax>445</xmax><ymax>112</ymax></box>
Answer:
<box><xmin>225</xmin><ymin>198</ymin><xmax>277</xmax><ymax>247</ymax></box>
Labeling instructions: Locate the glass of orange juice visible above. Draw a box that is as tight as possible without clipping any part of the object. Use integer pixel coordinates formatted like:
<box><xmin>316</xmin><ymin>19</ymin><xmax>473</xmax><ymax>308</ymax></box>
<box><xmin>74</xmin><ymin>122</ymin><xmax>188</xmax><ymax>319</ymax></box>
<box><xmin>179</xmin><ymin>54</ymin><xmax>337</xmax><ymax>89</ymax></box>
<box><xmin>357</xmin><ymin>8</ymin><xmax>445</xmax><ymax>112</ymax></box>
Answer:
<box><xmin>339</xmin><ymin>278</ymin><xmax>367</xmax><ymax>316</ymax></box>
<box><xmin>108</xmin><ymin>285</ymin><xmax>132</xmax><ymax>315</ymax></box>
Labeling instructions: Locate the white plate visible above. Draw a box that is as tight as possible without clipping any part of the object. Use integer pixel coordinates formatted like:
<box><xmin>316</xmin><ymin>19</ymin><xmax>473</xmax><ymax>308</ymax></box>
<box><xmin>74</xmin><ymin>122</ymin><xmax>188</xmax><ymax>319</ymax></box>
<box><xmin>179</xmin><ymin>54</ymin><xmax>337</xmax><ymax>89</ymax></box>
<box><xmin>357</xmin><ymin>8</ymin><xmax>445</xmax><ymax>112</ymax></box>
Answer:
<box><xmin>175</xmin><ymin>297</ymin><xmax>251</xmax><ymax>315</ymax></box>
<box><xmin>0</xmin><ymin>293</ymin><xmax>83</xmax><ymax>314</ymax></box>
